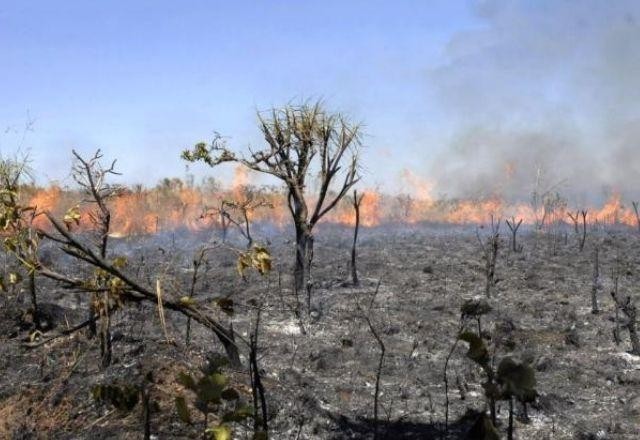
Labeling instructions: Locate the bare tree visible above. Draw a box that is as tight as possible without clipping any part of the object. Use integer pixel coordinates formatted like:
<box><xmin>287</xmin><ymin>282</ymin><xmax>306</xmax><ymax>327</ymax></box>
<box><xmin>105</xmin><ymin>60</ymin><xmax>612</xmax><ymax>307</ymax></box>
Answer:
<box><xmin>71</xmin><ymin>150</ymin><xmax>121</xmax><ymax>259</ymax></box>
<box><xmin>579</xmin><ymin>210</ymin><xmax>588</xmax><ymax>252</ymax></box>
<box><xmin>249</xmin><ymin>304</ymin><xmax>269</xmax><ymax>438</ymax></box>
<box><xmin>477</xmin><ymin>217</ymin><xmax>500</xmax><ymax>298</ymax></box>
<box><xmin>183</xmin><ymin>101</ymin><xmax>362</xmax><ymax>314</ymax></box>
<box><xmin>71</xmin><ymin>150</ymin><xmax>122</xmax><ymax>367</ymax></box>
<box><xmin>205</xmin><ymin>199</ymin><xmax>231</xmax><ymax>243</ymax></box>
<box><xmin>611</xmin><ymin>291</ymin><xmax>640</xmax><ymax>355</ymax></box>
<box><xmin>632</xmin><ymin>201</ymin><xmax>640</xmax><ymax>233</ymax></box>
<box><xmin>185</xmin><ymin>248</ymin><xmax>209</xmax><ymax>347</ymax></box>
<box><xmin>505</xmin><ymin>217</ymin><xmax>523</xmax><ymax>253</ymax></box>
<box><xmin>351</xmin><ymin>190</ymin><xmax>365</xmax><ymax>286</ymax></box>
<box><xmin>202</xmin><ymin>186</ymin><xmax>272</xmax><ymax>248</ymax></box>
<box><xmin>567</xmin><ymin>211</ymin><xmax>580</xmax><ymax>234</ymax></box>
<box><xmin>355</xmin><ymin>281</ymin><xmax>384</xmax><ymax>440</ymax></box>
<box><xmin>591</xmin><ymin>246</ymin><xmax>600</xmax><ymax>315</ymax></box>
<box><xmin>612</xmin><ymin>252</ymin><xmax>622</xmax><ymax>346</ymax></box>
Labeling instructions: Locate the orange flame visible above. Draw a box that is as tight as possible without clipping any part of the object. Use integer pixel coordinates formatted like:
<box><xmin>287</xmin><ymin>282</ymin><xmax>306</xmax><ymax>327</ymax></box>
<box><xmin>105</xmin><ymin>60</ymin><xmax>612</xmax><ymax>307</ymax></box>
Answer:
<box><xmin>18</xmin><ymin>174</ymin><xmax>640</xmax><ymax>237</ymax></box>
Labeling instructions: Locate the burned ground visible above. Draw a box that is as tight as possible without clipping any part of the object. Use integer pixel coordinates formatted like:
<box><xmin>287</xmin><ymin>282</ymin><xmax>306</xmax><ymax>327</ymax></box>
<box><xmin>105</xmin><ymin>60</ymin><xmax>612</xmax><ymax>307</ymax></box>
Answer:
<box><xmin>1</xmin><ymin>224</ymin><xmax>640</xmax><ymax>439</ymax></box>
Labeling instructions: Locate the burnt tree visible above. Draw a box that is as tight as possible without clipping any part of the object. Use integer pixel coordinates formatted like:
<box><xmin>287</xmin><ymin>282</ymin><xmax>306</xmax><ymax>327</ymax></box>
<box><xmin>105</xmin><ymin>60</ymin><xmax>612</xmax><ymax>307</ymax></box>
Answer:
<box><xmin>71</xmin><ymin>150</ymin><xmax>122</xmax><ymax>367</ymax></box>
<box><xmin>611</xmin><ymin>290</ymin><xmax>640</xmax><ymax>355</ymax></box>
<box><xmin>202</xmin><ymin>186</ymin><xmax>272</xmax><ymax>248</ymax></box>
<box><xmin>579</xmin><ymin>210</ymin><xmax>588</xmax><ymax>252</ymax></box>
<box><xmin>505</xmin><ymin>217</ymin><xmax>523</xmax><ymax>253</ymax></box>
<box><xmin>183</xmin><ymin>101</ymin><xmax>362</xmax><ymax>313</ymax></box>
<box><xmin>477</xmin><ymin>217</ymin><xmax>500</xmax><ymax>298</ymax></box>
<box><xmin>591</xmin><ymin>246</ymin><xmax>600</xmax><ymax>314</ymax></box>
<box><xmin>351</xmin><ymin>190</ymin><xmax>365</xmax><ymax>286</ymax></box>
<box><xmin>567</xmin><ymin>211</ymin><xmax>580</xmax><ymax>234</ymax></box>
<box><xmin>632</xmin><ymin>201</ymin><xmax>640</xmax><ymax>233</ymax></box>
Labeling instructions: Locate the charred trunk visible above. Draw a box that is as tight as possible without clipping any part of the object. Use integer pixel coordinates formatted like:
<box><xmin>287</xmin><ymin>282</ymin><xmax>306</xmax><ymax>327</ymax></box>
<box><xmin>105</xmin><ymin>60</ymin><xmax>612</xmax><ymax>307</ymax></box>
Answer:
<box><xmin>28</xmin><ymin>270</ymin><xmax>40</xmax><ymax>330</ymax></box>
<box><xmin>351</xmin><ymin>191</ymin><xmax>362</xmax><ymax>286</ymax></box>
<box><xmin>294</xmin><ymin>223</ymin><xmax>314</xmax><ymax>314</ymax></box>
<box><xmin>221</xmin><ymin>323</ymin><xmax>242</xmax><ymax>369</ymax></box>
<box><xmin>591</xmin><ymin>247</ymin><xmax>600</xmax><ymax>314</ymax></box>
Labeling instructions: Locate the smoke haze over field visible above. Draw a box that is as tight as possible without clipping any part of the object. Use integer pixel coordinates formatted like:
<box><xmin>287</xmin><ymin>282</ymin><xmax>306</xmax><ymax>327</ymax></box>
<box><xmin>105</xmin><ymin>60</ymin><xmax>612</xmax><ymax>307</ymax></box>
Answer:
<box><xmin>428</xmin><ymin>0</ymin><xmax>640</xmax><ymax>203</ymax></box>
<box><xmin>1</xmin><ymin>1</ymin><xmax>639</xmax><ymax>203</ymax></box>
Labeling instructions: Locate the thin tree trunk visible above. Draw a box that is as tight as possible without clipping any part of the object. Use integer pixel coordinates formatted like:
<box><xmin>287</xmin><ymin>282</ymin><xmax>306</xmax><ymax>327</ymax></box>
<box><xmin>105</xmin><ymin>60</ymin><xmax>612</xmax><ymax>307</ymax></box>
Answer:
<box><xmin>485</xmin><ymin>238</ymin><xmax>498</xmax><ymax>298</ymax></box>
<box><xmin>249</xmin><ymin>309</ymin><xmax>269</xmax><ymax>437</ymax></box>
<box><xmin>143</xmin><ymin>386</ymin><xmax>152</xmax><ymax>440</ymax></box>
<box><xmin>244</xmin><ymin>211</ymin><xmax>253</xmax><ymax>248</ymax></box>
<box><xmin>568</xmin><ymin>212</ymin><xmax>579</xmax><ymax>234</ymax></box>
<box><xmin>591</xmin><ymin>246</ymin><xmax>600</xmax><ymax>314</ymax></box>
<box><xmin>28</xmin><ymin>270</ymin><xmax>40</xmax><ymax>329</ymax></box>
<box><xmin>508</xmin><ymin>397</ymin><xmax>514</xmax><ymax>440</ymax></box>
<box><xmin>506</xmin><ymin>218</ymin><xmax>522</xmax><ymax>253</ymax></box>
<box><xmin>351</xmin><ymin>191</ymin><xmax>363</xmax><ymax>286</ymax></box>
<box><xmin>629</xmin><ymin>312</ymin><xmax>640</xmax><ymax>355</ymax></box>
<box><xmin>224</xmin><ymin>322</ymin><xmax>242</xmax><ymax>369</ymax></box>
<box><xmin>293</xmin><ymin>224</ymin><xmax>309</xmax><ymax>299</ymax></box>
<box><xmin>305</xmin><ymin>234</ymin><xmax>314</xmax><ymax>315</ymax></box>
<box><xmin>100</xmin><ymin>290</ymin><xmax>112</xmax><ymax>367</ymax></box>
<box><xmin>579</xmin><ymin>211</ymin><xmax>588</xmax><ymax>252</ymax></box>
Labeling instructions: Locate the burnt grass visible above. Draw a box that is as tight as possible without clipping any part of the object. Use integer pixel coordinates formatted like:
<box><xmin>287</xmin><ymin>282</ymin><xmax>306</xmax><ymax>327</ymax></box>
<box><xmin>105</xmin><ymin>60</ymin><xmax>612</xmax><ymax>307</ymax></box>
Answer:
<box><xmin>2</xmin><ymin>223</ymin><xmax>640</xmax><ymax>439</ymax></box>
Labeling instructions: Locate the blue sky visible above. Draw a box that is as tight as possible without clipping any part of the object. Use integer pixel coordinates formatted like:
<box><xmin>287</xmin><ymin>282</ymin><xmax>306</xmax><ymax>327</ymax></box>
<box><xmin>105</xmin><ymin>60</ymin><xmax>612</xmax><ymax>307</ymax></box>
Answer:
<box><xmin>1</xmin><ymin>1</ymin><xmax>639</xmax><ymax>200</ymax></box>
<box><xmin>0</xmin><ymin>1</ymin><xmax>478</xmax><ymax>189</ymax></box>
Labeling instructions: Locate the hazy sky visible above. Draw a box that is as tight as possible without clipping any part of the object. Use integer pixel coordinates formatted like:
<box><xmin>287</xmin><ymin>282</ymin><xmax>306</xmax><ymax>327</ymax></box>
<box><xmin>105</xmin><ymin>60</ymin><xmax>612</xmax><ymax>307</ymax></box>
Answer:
<box><xmin>1</xmin><ymin>1</ymin><xmax>639</xmax><ymax>201</ymax></box>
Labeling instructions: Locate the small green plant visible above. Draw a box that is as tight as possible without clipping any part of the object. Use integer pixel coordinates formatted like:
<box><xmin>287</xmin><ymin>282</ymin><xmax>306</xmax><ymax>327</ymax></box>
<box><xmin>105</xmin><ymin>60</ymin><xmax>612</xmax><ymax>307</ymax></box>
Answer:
<box><xmin>92</xmin><ymin>372</ymin><xmax>158</xmax><ymax>439</ymax></box>
<box><xmin>175</xmin><ymin>354</ymin><xmax>263</xmax><ymax>440</ymax></box>
<box><xmin>459</xmin><ymin>330</ymin><xmax>537</xmax><ymax>439</ymax></box>
<box><xmin>92</xmin><ymin>383</ymin><xmax>140</xmax><ymax>412</ymax></box>
<box><xmin>0</xmin><ymin>155</ymin><xmax>43</xmax><ymax>330</ymax></box>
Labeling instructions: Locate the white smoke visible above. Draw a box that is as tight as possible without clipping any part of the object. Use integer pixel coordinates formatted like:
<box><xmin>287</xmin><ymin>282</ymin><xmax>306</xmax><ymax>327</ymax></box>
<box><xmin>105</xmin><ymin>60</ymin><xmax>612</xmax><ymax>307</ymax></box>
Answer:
<box><xmin>428</xmin><ymin>0</ymin><xmax>640</xmax><ymax>204</ymax></box>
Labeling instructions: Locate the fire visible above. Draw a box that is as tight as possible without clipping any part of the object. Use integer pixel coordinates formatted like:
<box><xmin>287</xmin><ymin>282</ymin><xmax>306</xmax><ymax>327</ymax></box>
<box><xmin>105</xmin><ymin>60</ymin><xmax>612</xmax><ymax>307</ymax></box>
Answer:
<box><xmin>329</xmin><ymin>190</ymin><xmax>382</xmax><ymax>227</ymax></box>
<box><xmin>15</xmin><ymin>173</ymin><xmax>640</xmax><ymax>237</ymax></box>
<box><xmin>446</xmin><ymin>198</ymin><xmax>504</xmax><ymax>225</ymax></box>
<box><xmin>28</xmin><ymin>186</ymin><xmax>62</xmax><ymax>229</ymax></box>
<box><xmin>398</xmin><ymin>169</ymin><xmax>436</xmax><ymax>223</ymax></box>
<box><xmin>590</xmin><ymin>193</ymin><xmax>636</xmax><ymax>226</ymax></box>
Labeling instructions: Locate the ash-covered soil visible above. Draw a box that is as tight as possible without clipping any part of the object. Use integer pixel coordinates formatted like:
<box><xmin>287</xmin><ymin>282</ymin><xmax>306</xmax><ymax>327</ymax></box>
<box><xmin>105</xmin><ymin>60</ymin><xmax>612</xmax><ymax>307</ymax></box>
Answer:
<box><xmin>1</xmin><ymin>224</ymin><xmax>640</xmax><ymax>439</ymax></box>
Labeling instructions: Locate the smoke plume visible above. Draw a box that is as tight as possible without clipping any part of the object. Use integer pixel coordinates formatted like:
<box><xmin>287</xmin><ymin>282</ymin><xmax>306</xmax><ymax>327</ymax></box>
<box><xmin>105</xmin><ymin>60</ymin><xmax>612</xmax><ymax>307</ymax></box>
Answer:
<box><xmin>428</xmin><ymin>0</ymin><xmax>640</xmax><ymax>204</ymax></box>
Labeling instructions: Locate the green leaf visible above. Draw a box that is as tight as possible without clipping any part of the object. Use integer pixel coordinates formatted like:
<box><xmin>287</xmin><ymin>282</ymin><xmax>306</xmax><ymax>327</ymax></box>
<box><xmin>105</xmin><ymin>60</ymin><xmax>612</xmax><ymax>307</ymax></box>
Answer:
<box><xmin>203</xmin><ymin>354</ymin><xmax>229</xmax><ymax>375</ymax></box>
<box><xmin>253</xmin><ymin>432</ymin><xmax>268</xmax><ymax>440</ymax></box>
<box><xmin>222</xmin><ymin>404</ymin><xmax>254</xmax><ymax>423</ymax></box>
<box><xmin>180</xmin><ymin>296</ymin><xmax>196</xmax><ymax>306</ymax></box>
<box><xmin>207</xmin><ymin>424</ymin><xmax>232</xmax><ymax>440</ymax></box>
<box><xmin>63</xmin><ymin>205</ymin><xmax>82</xmax><ymax>228</ymax></box>
<box><xmin>91</xmin><ymin>384</ymin><xmax>139</xmax><ymax>412</ymax></box>
<box><xmin>112</xmin><ymin>256</ymin><xmax>128</xmax><ymax>268</ymax></box>
<box><xmin>175</xmin><ymin>395</ymin><xmax>191</xmax><ymax>424</ymax></box>
<box><xmin>8</xmin><ymin>272</ymin><xmax>22</xmax><ymax>285</ymax></box>
<box><xmin>197</xmin><ymin>375</ymin><xmax>225</xmax><ymax>403</ymax></box>
<box><xmin>215</xmin><ymin>298</ymin><xmax>234</xmax><ymax>317</ymax></box>
<box><xmin>467</xmin><ymin>413</ymin><xmax>500</xmax><ymax>440</ymax></box>
<box><xmin>177</xmin><ymin>372</ymin><xmax>197</xmax><ymax>391</ymax></box>
<box><xmin>460</xmin><ymin>298</ymin><xmax>492</xmax><ymax>317</ymax></box>
<box><xmin>252</xmin><ymin>246</ymin><xmax>272</xmax><ymax>275</ymax></box>
<box><xmin>459</xmin><ymin>331</ymin><xmax>490</xmax><ymax>366</ymax></box>
<box><xmin>221</xmin><ymin>388</ymin><xmax>240</xmax><ymax>401</ymax></box>
<box><xmin>497</xmin><ymin>357</ymin><xmax>537</xmax><ymax>402</ymax></box>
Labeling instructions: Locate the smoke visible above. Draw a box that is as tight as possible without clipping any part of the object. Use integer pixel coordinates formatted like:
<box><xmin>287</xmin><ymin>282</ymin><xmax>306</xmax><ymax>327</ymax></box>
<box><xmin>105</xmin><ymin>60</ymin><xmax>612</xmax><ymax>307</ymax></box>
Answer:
<box><xmin>428</xmin><ymin>0</ymin><xmax>640</xmax><ymax>203</ymax></box>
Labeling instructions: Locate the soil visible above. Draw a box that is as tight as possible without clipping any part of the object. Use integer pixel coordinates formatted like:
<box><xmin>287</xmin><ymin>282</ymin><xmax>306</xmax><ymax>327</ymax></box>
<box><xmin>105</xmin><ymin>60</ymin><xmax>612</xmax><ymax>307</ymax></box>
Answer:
<box><xmin>1</xmin><ymin>223</ymin><xmax>639</xmax><ymax>439</ymax></box>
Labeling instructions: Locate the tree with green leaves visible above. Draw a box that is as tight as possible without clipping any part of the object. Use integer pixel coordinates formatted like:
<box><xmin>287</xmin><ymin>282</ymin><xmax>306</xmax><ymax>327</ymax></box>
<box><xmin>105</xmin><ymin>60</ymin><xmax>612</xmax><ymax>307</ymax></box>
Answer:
<box><xmin>183</xmin><ymin>100</ymin><xmax>362</xmax><ymax>315</ymax></box>
<box><xmin>0</xmin><ymin>154</ymin><xmax>42</xmax><ymax>329</ymax></box>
